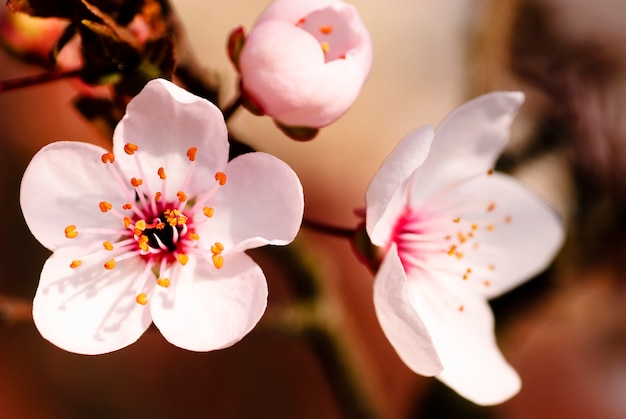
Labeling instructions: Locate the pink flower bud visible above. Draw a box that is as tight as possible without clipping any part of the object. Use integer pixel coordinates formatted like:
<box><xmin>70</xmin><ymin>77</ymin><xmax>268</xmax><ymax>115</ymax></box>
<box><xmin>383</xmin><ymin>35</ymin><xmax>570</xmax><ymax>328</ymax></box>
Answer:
<box><xmin>0</xmin><ymin>10</ymin><xmax>66</xmax><ymax>64</ymax></box>
<box><xmin>236</xmin><ymin>0</ymin><xmax>372</xmax><ymax>129</ymax></box>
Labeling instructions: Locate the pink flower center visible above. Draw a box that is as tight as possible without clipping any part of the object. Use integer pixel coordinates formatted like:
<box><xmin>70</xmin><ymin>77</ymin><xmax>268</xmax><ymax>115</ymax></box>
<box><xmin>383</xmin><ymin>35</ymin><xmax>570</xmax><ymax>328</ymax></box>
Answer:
<box><xmin>295</xmin><ymin>6</ymin><xmax>362</xmax><ymax>62</ymax></box>
<box><xmin>63</xmin><ymin>144</ymin><xmax>227</xmax><ymax>305</ymax></box>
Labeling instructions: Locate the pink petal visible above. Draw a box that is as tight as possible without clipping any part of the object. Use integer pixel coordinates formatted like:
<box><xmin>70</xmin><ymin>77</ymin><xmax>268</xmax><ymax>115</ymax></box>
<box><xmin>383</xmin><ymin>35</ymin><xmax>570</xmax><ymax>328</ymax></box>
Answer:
<box><xmin>240</xmin><ymin>21</ymin><xmax>325</xmax><ymax>117</ymax></box>
<box><xmin>150</xmin><ymin>253</ymin><xmax>268</xmax><ymax>351</ymax></box>
<box><xmin>32</xmin><ymin>246</ymin><xmax>152</xmax><ymax>355</ymax></box>
<box><xmin>366</xmin><ymin>126</ymin><xmax>434</xmax><ymax>246</ymax></box>
<box><xmin>374</xmin><ymin>245</ymin><xmax>443</xmax><ymax>376</ymax></box>
<box><xmin>113</xmin><ymin>79</ymin><xmax>229</xmax><ymax>202</ymax></box>
<box><xmin>407</xmin><ymin>271</ymin><xmax>521</xmax><ymax>405</ymax></box>
<box><xmin>20</xmin><ymin>141</ymin><xmax>127</xmax><ymax>251</ymax></box>
<box><xmin>254</xmin><ymin>0</ymin><xmax>338</xmax><ymax>25</ymax></box>
<box><xmin>441</xmin><ymin>173</ymin><xmax>564</xmax><ymax>299</ymax></box>
<box><xmin>409</xmin><ymin>91</ymin><xmax>525</xmax><ymax>206</ymax></box>
<box><xmin>196</xmin><ymin>152</ymin><xmax>304</xmax><ymax>252</ymax></box>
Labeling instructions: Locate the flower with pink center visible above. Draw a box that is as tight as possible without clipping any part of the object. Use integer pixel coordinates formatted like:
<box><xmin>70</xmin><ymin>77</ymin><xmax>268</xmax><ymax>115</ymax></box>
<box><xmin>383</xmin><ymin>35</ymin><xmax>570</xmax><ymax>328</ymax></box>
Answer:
<box><xmin>234</xmin><ymin>0</ymin><xmax>372</xmax><ymax>130</ymax></box>
<box><xmin>365</xmin><ymin>92</ymin><xmax>564</xmax><ymax>405</ymax></box>
<box><xmin>20</xmin><ymin>78</ymin><xmax>304</xmax><ymax>355</ymax></box>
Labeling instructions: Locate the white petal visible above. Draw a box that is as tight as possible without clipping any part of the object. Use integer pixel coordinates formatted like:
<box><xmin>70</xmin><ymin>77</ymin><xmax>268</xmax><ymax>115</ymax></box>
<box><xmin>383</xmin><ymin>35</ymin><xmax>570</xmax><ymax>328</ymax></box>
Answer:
<box><xmin>407</xmin><ymin>273</ymin><xmax>521</xmax><ymax>405</ymax></box>
<box><xmin>254</xmin><ymin>0</ymin><xmax>338</xmax><ymax>25</ymax></box>
<box><xmin>113</xmin><ymin>79</ymin><xmax>229</xmax><ymax>201</ymax></box>
<box><xmin>197</xmin><ymin>152</ymin><xmax>304</xmax><ymax>252</ymax></box>
<box><xmin>374</xmin><ymin>244</ymin><xmax>443</xmax><ymax>375</ymax></box>
<box><xmin>20</xmin><ymin>141</ymin><xmax>127</xmax><ymax>251</ymax></box>
<box><xmin>150</xmin><ymin>253</ymin><xmax>268</xmax><ymax>351</ymax></box>
<box><xmin>33</xmin><ymin>247</ymin><xmax>152</xmax><ymax>355</ymax></box>
<box><xmin>409</xmin><ymin>91</ymin><xmax>525</xmax><ymax>206</ymax></box>
<box><xmin>366</xmin><ymin>126</ymin><xmax>434</xmax><ymax>246</ymax></box>
<box><xmin>444</xmin><ymin>173</ymin><xmax>564</xmax><ymax>298</ymax></box>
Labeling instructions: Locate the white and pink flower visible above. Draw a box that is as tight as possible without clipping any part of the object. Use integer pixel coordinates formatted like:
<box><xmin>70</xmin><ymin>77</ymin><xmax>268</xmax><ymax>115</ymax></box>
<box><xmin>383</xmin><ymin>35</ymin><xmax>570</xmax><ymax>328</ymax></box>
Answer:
<box><xmin>365</xmin><ymin>92</ymin><xmax>564</xmax><ymax>405</ymax></box>
<box><xmin>234</xmin><ymin>0</ymin><xmax>372</xmax><ymax>130</ymax></box>
<box><xmin>20</xmin><ymin>78</ymin><xmax>304</xmax><ymax>355</ymax></box>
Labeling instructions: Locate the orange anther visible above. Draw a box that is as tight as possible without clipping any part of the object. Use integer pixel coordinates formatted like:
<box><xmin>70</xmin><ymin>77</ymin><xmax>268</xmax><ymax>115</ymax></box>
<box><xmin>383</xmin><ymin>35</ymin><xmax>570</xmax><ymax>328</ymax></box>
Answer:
<box><xmin>136</xmin><ymin>293</ymin><xmax>148</xmax><ymax>305</ymax></box>
<box><xmin>320</xmin><ymin>25</ymin><xmax>333</xmax><ymax>34</ymax></box>
<box><xmin>186</xmin><ymin>147</ymin><xmax>197</xmax><ymax>162</ymax></box>
<box><xmin>215</xmin><ymin>172</ymin><xmax>227</xmax><ymax>185</ymax></box>
<box><xmin>158</xmin><ymin>167</ymin><xmax>166</xmax><ymax>179</ymax></box>
<box><xmin>177</xmin><ymin>254</ymin><xmax>189</xmax><ymax>265</ymax></box>
<box><xmin>64</xmin><ymin>225</ymin><xmax>78</xmax><ymax>239</ymax></box>
<box><xmin>487</xmin><ymin>169</ymin><xmax>494</xmax><ymax>176</ymax></box>
<box><xmin>103</xmin><ymin>241</ymin><xmax>114</xmax><ymax>250</ymax></box>
<box><xmin>203</xmin><ymin>207</ymin><xmax>214</xmax><ymax>218</ymax></box>
<box><xmin>101</xmin><ymin>152</ymin><xmax>115</xmax><ymax>163</ymax></box>
<box><xmin>124</xmin><ymin>143</ymin><xmax>139</xmax><ymax>155</ymax></box>
<box><xmin>297</xmin><ymin>17</ymin><xmax>306</xmax><ymax>25</ymax></box>
<box><xmin>99</xmin><ymin>201</ymin><xmax>113</xmax><ymax>213</ymax></box>
<box><xmin>177</xmin><ymin>191</ymin><xmax>187</xmax><ymax>202</ymax></box>
<box><xmin>487</xmin><ymin>202</ymin><xmax>496</xmax><ymax>212</ymax></box>
<box><xmin>212</xmin><ymin>254</ymin><xmax>224</xmax><ymax>269</ymax></box>
<box><xmin>130</xmin><ymin>177</ymin><xmax>143</xmax><ymax>187</ymax></box>
<box><xmin>483</xmin><ymin>280</ymin><xmax>491</xmax><ymax>287</ymax></box>
<box><xmin>122</xmin><ymin>203</ymin><xmax>133</xmax><ymax>210</ymax></box>
<box><xmin>188</xmin><ymin>232</ymin><xmax>200</xmax><ymax>241</ymax></box>
<box><xmin>104</xmin><ymin>259</ymin><xmax>116</xmax><ymax>270</ymax></box>
<box><xmin>447</xmin><ymin>245</ymin><xmax>457</xmax><ymax>256</ymax></box>
<box><xmin>157</xmin><ymin>278</ymin><xmax>171</xmax><ymax>288</ymax></box>
<box><xmin>123</xmin><ymin>217</ymin><xmax>132</xmax><ymax>228</ymax></box>
<box><xmin>453</xmin><ymin>217</ymin><xmax>461</xmax><ymax>223</ymax></box>
<box><xmin>138</xmin><ymin>235</ymin><xmax>149</xmax><ymax>251</ymax></box>
<box><xmin>155</xmin><ymin>192</ymin><xmax>162</xmax><ymax>201</ymax></box>
<box><xmin>471</xmin><ymin>223</ymin><xmax>478</xmax><ymax>230</ymax></box>
<box><xmin>211</xmin><ymin>244</ymin><xmax>223</xmax><ymax>255</ymax></box>
<box><xmin>134</xmin><ymin>220</ymin><xmax>147</xmax><ymax>231</ymax></box>
<box><xmin>70</xmin><ymin>260</ymin><xmax>82</xmax><ymax>269</ymax></box>
<box><xmin>504</xmin><ymin>215</ymin><xmax>512</xmax><ymax>223</ymax></box>
<box><xmin>321</xmin><ymin>41</ymin><xmax>330</xmax><ymax>53</ymax></box>
<box><xmin>455</xmin><ymin>252</ymin><xmax>464</xmax><ymax>260</ymax></box>
<box><xmin>458</xmin><ymin>305</ymin><xmax>464</xmax><ymax>312</ymax></box>
<box><xmin>486</xmin><ymin>224</ymin><xmax>495</xmax><ymax>232</ymax></box>
<box><xmin>488</xmin><ymin>264</ymin><xmax>495</xmax><ymax>271</ymax></box>
<box><xmin>457</xmin><ymin>232</ymin><xmax>467</xmax><ymax>243</ymax></box>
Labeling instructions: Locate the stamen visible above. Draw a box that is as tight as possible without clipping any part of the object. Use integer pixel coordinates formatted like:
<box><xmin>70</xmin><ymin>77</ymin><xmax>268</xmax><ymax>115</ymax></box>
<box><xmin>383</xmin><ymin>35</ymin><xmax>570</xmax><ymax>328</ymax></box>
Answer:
<box><xmin>321</xmin><ymin>41</ymin><xmax>330</xmax><ymax>53</ymax></box>
<box><xmin>486</xmin><ymin>224</ymin><xmax>495</xmax><ymax>232</ymax></box>
<box><xmin>157</xmin><ymin>277</ymin><xmax>170</xmax><ymax>288</ymax></box>
<box><xmin>458</xmin><ymin>305</ymin><xmax>464</xmax><ymax>312</ymax></box>
<box><xmin>124</xmin><ymin>143</ymin><xmax>139</xmax><ymax>155</ymax></box>
<box><xmin>103</xmin><ymin>241</ymin><xmax>114</xmax><ymax>250</ymax></box>
<box><xmin>101</xmin><ymin>152</ymin><xmax>115</xmax><ymax>163</ymax></box>
<box><xmin>177</xmin><ymin>254</ymin><xmax>189</xmax><ymax>265</ymax></box>
<box><xmin>130</xmin><ymin>177</ymin><xmax>143</xmax><ymax>187</ymax></box>
<box><xmin>483</xmin><ymin>280</ymin><xmax>491</xmax><ymax>287</ymax></box>
<box><xmin>447</xmin><ymin>245</ymin><xmax>457</xmax><ymax>256</ymax></box>
<box><xmin>487</xmin><ymin>202</ymin><xmax>496</xmax><ymax>212</ymax></box>
<box><xmin>452</xmin><ymin>217</ymin><xmax>461</xmax><ymax>223</ymax></box>
<box><xmin>136</xmin><ymin>293</ymin><xmax>148</xmax><ymax>305</ymax></box>
<box><xmin>186</xmin><ymin>147</ymin><xmax>197</xmax><ymax>162</ymax></box>
<box><xmin>155</xmin><ymin>192</ymin><xmax>162</xmax><ymax>201</ymax></box>
<box><xmin>123</xmin><ymin>203</ymin><xmax>133</xmax><ymax>210</ymax></box>
<box><xmin>104</xmin><ymin>258</ymin><xmax>116</xmax><ymax>270</ymax></box>
<box><xmin>70</xmin><ymin>260</ymin><xmax>82</xmax><ymax>269</ymax></box>
<box><xmin>487</xmin><ymin>169</ymin><xmax>494</xmax><ymax>176</ymax></box>
<box><xmin>320</xmin><ymin>25</ymin><xmax>333</xmax><ymax>34</ymax></box>
<box><xmin>177</xmin><ymin>191</ymin><xmax>187</xmax><ymax>202</ymax></box>
<box><xmin>158</xmin><ymin>167</ymin><xmax>166</xmax><ymax>179</ymax></box>
<box><xmin>188</xmin><ymin>232</ymin><xmax>200</xmax><ymax>241</ymax></box>
<box><xmin>123</xmin><ymin>217</ymin><xmax>132</xmax><ymax>228</ymax></box>
<box><xmin>215</xmin><ymin>172</ymin><xmax>227</xmax><ymax>185</ymax></box>
<box><xmin>203</xmin><ymin>207</ymin><xmax>214</xmax><ymax>218</ymax></box>
<box><xmin>212</xmin><ymin>254</ymin><xmax>224</xmax><ymax>269</ymax></box>
<box><xmin>99</xmin><ymin>201</ymin><xmax>113</xmax><ymax>213</ymax></box>
<box><xmin>64</xmin><ymin>225</ymin><xmax>78</xmax><ymax>239</ymax></box>
<box><xmin>504</xmin><ymin>215</ymin><xmax>512</xmax><ymax>223</ymax></box>
<box><xmin>211</xmin><ymin>242</ymin><xmax>224</xmax><ymax>255</ymax></box>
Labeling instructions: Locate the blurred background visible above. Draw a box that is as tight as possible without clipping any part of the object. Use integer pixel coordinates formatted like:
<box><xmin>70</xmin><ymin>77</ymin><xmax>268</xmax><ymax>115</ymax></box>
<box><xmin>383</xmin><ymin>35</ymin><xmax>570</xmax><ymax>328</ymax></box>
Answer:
<box><xmin>1</xmin><ymin>0</ymin><xmax>626</xmax><ymax>417</ymax></box>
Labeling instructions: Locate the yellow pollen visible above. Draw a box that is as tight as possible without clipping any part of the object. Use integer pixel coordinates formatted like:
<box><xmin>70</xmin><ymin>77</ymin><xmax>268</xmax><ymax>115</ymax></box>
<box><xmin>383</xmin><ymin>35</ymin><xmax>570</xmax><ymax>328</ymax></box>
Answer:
<box><xmin>136</xmin><ymin>293</ymin><xmax>148</xmax><ymax>305</ymax></box>
<box><xmin>487</xmin><ymin>169</ymin><xmax>494</xmax><ymax>176</ymax></box>
<box><xmin>215</xmin><ymin>172</ymin><xmax>227</xmax><ymax>185</ymax></box>
<box><xmin>123</xmin><ymin>203</ymin><xmax>133</xmax><ymax>210</ymax></box>
<box><xmin>471</xmin><ymin>223</ymin><xmax>478</xmax><ymax>230</ymax></box>
<box><xmin>455</xmin><ymin>252</ymin><xmax>464</xmax><ymax>259</ymax></box>
<box><xmin>104</xmin><ymin>258</ymin><xmax>116</xmax><ymax>270</ymax></box>
<box><xmin>487</xmin><ymin>202</ymin><xmax>496</xmax><ymax>212</ymax></box>
<box><xmin>177</xmin><ymin>191</ymin><xmax>187</xmax><ymax>202</ymax></box>
<box><xmin>157</xmin><ymin>278</ymin><xmax>171</xmax><ymax>288</ymax></box>
<box><xmin>463</xmin><ymin>274</ymin><xmax>469</xmax><ymax>280</ymax></box>
<box><xmin>453</xmin><ymin>217</ymin><xmax>461</xmax><ymax>223</ymax></box>
<box><xmin>483</xmin><ymin>280</ymin><xmax>491</xmax><ymax>287</ymax></box>
<box><xmin>70</xmin><ymin>260</ymin><xmax>82</xmax><ymax>269</ymax></box>
<box><xmin>123</xmin><ymin>217</ymin><xmax>132</xmax><ymax>228</ymax></box>
<box><xmin>99</xmin><ymin>201</ymin><xmax>113</xmax><ymax>213</ymax></box>
<box><xmin>212</xmin><ymin>254</ymin><xmax>224</xmax><ymax>269</ymax></box>
<box><xmin>458</xmin><ymin>305</ymin><xmax>464</xmax><ymax>312</ymax></box>
<box><xmin>457</xmin><ymin>231</ymin><xmax>467</xmax><ymax>243</ymax></box>
<box><xmin>101</xmin><ymin>152</ymin><xmax>115</xmax><ymax>163</ymax></box>
<box><xmin>321</xmin><ymin>41</ymin><xmax>330</xmax><ymax>53</ymax></box>
<box><xmin>134</xmin><ymin>219</ymin><xmax>147</xmax><ymax>231</ymax></box>
<box><xmin>156</xmin><ymin>222</ymin><xmax>165</xmax><ymax>229</ymax></box>
<box><xmin>486</xmin><ymin>224</ymin><xmax>495</xmax><ymax>232</ymax></box>
<box><xmin>186</xmin><ymin>147</ymin><xmax>197</xmax><ymax>162</ymax></box>
<box><xmin>165</xmin><ymin>209</ymin><xmax>187</xmax><ymax>226</ymax></box>
<box><xmin>320</xmin><ymin>25</ymin><xmax>333</xmax><ymax>34</ymax></box>
<box><xmin>124</xmin><ymin>143</ymin><xmax>139</xmax><ymax>155</ymax></box>
<box><xmin>130</xmin><ymin>177</ymin><xmax>143</xmax><ymax>187</ymax></box>
<box><xmin>188</xmin><ymin>232</ymin><xmax>200</xmax><ymax>241</ymax></box>
<box><xmin>447</xmin><ymin>245</ymin><xmax>457</xmax><ymax>256</ymax></box>
<box><xmin>138</xmin><ymin>235</ymin><xmax>149</xmax><ymax>251</ymax></box>
<box><xmin>155</xmin><ymin>192</ymin><xmax>162</xmax><ymax>201</ymax></box>
<box><xmin>158</xmin><ymin>167</ymin><xmax>166</xmax><ymax>179</ymax></box>
<box><xmin>64</xmin><ymin>225</ymin><xmax>78</xmax><ymax>239</ymax></box>
<box><xmin>203</xmin><ymin>207</ymin><xmax>214</xmax><ymax>218</ymax></box>
<box><xmin>103</xmin><ymin>241</ymin><xmax>114</xmax><ymax>250</ymax></box>
<box><xmin>177</xmin><ymin>254</ymin><xmax>189</xmax><ymax>265</ymax></box>
<box><xmin>211</xmin><ymin>242</ymin><xmax>224</xmax><ymax>255</ymax></box>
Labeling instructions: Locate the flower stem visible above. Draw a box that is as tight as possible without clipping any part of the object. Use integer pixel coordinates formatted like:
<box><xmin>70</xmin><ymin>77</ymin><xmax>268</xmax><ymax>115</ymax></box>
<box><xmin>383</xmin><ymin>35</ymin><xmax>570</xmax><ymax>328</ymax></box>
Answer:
<box><xmin>222</xmin><ymin>94</ymin><xmax>242</xmax><ymax>122</ymax></box>
<box><xmin>0</xmin><ymin>68</ymin><xmax>82</xmax><ymax>92</ymax></box>
<box><xmin>302</xmin><ymin>218</ymin><xmax>356</xmax><ymax>239</ymax></box>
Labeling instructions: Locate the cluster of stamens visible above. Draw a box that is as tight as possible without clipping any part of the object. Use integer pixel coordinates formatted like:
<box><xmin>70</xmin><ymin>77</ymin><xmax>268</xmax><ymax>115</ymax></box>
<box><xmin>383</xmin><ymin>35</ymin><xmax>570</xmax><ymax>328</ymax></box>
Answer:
<box><xmin>393</xmin><ymin>169</ymin><xmax>513</xmax><ymax>313</ymax></box>
<box><xmin>296</xmin><ymin>14</ymin><xmax>349</xmax><ymax>61</ymax></box>
<box><xmin>63</xmin><ymin>143</ymin><xmax>228</xmax><ymax>306</ymax></box>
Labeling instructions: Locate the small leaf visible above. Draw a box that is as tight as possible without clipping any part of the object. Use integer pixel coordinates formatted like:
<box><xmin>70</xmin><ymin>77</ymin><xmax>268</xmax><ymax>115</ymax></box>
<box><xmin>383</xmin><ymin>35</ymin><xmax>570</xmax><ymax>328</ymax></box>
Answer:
<box><xmin>275</xmin><ymin>123</ymin><xmax>319</xmax><ymax>142</ymax></box>
<box><xmin>226</xmin><ymin>26</ymin><xmax>246</xmax><ymax>71</ymax></box>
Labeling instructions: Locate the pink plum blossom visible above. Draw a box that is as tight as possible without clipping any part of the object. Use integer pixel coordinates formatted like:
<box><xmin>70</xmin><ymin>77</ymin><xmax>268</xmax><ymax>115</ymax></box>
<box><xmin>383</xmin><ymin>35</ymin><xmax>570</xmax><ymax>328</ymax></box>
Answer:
<box><xmin>235</xmin><ymin>0</ymin><xmax>372</xmax><ymax>129</ymax></box>
<box><xmin>20</xmin><ymin>78</ymin><xmax>304</xmax><ymax>355</ymax></box>
<box><xmin>365</xmin><ymin>92</ymin><xmax>564</xmax><ymax>405</ymax></box>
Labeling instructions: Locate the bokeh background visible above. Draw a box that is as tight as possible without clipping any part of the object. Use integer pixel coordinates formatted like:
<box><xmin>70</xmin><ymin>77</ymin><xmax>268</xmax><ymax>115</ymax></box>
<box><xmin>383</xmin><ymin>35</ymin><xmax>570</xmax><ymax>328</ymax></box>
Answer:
<box><xmin>1</xmin><ymin>0</ymin><xmax>626</xmax><ymax>417</ymax></box>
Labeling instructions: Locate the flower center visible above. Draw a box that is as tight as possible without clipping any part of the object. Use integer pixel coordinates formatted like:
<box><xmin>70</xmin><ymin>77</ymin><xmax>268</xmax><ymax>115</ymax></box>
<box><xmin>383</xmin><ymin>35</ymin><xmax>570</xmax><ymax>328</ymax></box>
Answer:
<box><xmin>63</xmin><ymin>143</ymin><xmax>227</xmax><ymax>306</ymax></box>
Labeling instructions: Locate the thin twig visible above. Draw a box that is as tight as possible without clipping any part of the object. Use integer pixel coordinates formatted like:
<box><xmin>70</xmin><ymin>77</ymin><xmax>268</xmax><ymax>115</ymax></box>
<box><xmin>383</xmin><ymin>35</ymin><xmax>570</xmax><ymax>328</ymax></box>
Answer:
<box><xmin>302</xmin><ymin>218</ymin><xmax>356</xmax><ymax>239</ymax></box>
<box><xmin>0</xmin><ymin>68</ymin><xmax>82</xmax><ymax>92</ymax></box>
<box><xmin>222</xmin><ymin>94</ymin><xmax>242</xmax><ymax>122</ymax></box>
